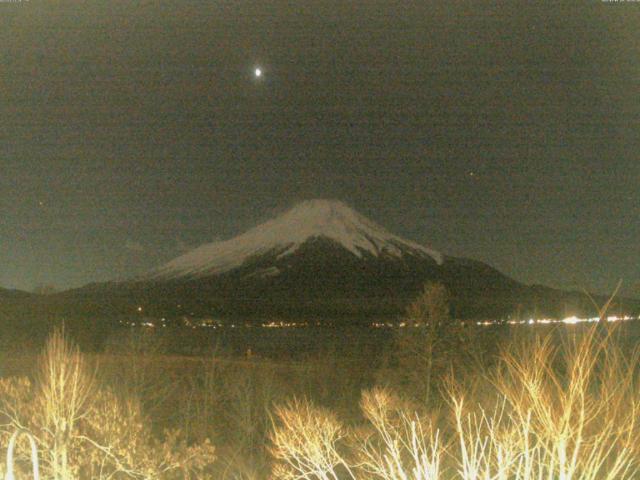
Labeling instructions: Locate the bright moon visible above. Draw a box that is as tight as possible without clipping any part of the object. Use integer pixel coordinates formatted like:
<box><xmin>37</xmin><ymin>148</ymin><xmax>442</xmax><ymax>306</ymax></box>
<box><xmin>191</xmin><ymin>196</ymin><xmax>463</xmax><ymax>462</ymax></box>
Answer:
<box><xmin>254</xmin><ymin>68</ymin><xmax>262</xmax><ymax>77</ymax></box>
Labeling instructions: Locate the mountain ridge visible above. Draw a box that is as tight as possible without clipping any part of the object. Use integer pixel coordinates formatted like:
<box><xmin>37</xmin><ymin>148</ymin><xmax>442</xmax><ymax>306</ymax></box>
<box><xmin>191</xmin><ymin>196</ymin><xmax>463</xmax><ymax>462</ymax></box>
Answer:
<box><xmin>36</xmin><ymin>199</ymin><xmax>639</xmax><ymax>322</ymax></box>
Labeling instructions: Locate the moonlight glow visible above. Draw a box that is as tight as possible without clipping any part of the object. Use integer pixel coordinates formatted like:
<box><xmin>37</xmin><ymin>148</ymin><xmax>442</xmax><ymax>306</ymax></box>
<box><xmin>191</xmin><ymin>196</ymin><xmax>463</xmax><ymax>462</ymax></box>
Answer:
<box><xmin>254</xmin><ymin>67</ymin><xmax>262</xmax><ymax>78</ymax></box>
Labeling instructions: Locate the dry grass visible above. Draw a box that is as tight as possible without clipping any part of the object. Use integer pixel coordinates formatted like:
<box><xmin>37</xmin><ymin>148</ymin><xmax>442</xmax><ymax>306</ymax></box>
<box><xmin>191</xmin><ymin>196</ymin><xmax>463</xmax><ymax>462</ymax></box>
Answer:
<box><xmin>270</xmin><ymin>324</ymin><xmax>640</xmax><ymax>479</ymax></box>
<box><xmin>269</xmin><ymin>398</ymin><xmax>355</xmax><ymax>480</ymax></box>
<box><xmin>0</xmin><ymin>321</ymin><xmax>638</xmax><ymax>479</ymax></box>
<box><xmin>357</xmin><ymin>388</ymin><xmax>441</xmax><ymax>480</ymax></box>
<box><xmin>0</xmin><ymin>327</ymin><xmax>217</xmax><ymax>479</ymax></box>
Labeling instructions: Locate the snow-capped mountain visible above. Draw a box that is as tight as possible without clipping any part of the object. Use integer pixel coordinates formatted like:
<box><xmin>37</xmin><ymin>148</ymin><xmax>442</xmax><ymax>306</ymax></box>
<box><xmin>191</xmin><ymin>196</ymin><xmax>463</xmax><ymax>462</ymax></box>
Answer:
<box><xmin>110</xmin><ymin>199</ymin><xmax>527</xmax><ymax>319</ymax></box>
<box><xmin>150</xmin><ymin>199</ymin><xmax>443</xmax><ymax>280</ymax></box>
<box><xmin>49</xmin><ymin>199</ymin><xmax>632</xmax><ymax>321</ymax></box>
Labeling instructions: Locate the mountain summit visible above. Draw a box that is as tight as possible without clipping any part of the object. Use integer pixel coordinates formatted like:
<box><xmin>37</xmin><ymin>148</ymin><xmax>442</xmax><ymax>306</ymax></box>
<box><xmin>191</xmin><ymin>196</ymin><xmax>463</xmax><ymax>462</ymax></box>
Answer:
<box><xmin>111</xmin><ymin>199</ymin><xmax>538</xmax><ymax>320</ymax></box>
<box><xmin>151</xmin><ymin>199</ymin><xmax>443</xmax><ymax>280</ymax></box>
<box><xmin>52</xmin><ymin>200</ymin><xmax>623</xmax><ymax>321</ymax></box>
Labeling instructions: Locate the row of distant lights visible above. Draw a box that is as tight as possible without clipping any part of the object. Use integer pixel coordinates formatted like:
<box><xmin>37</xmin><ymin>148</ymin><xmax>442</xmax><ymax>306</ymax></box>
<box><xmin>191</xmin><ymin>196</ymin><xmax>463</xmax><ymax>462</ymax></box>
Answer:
<box><xmin>262</xmin><ymin>321</ymin><xmax>309</xmax><ymax>328</ymax></box>
<box><xmin>133</xmin><ymin>318</ymin><xmax>638</xmax><ymax>329</ymax></box>
<box><xmin>371</xmin><ymin>315</ymin><xmax>639</xmax><ymax>329</ymax></box>
<box><xmin>126</xmin><ymin>321</ymin><xmax>308</xmax><ymax>329</ymax></box>
<box><xmin>475</xmin><ymin>315</ymin><xmax>638</xmax><ymax>327</ymax></box>
<box><xmin>132</xmin><ymin>309</ymin><xmax>309</xmax><ymax>329</ymax></box>
<box><xmin>133</xmin><ymin>306</ymin><xmax>638</xmax><ymax>329</ymax></box>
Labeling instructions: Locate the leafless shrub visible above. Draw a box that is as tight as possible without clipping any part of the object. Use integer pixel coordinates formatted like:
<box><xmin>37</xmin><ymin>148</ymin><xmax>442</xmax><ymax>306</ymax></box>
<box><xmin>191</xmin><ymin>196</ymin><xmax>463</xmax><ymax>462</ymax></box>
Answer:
<box><xmin>269</xmin><ymin>397</ymin><xmax>356</xmax><ymax>480</ymax></box>
<box><xmin>0</xmin><ymin>327</ymin><xmax>217</xmax><ymax>479</ymax></box>
<box><xmin>268</xmin><ymin>325</ymin><xmax>640</xmax><ymax>480</ymax></box>
<box><xmin>357</xmin><ymin>387</ymin><xmax>441</xmax><ymax>480</ymax></box>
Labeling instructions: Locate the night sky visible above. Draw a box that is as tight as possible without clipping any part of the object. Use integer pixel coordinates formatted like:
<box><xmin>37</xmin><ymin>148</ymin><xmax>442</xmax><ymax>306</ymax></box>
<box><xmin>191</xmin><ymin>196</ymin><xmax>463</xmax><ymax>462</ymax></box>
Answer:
<box><xmin>1</xmin><ymin>1</ymin><xmax>639</xmax><ymax>295</ymax></box>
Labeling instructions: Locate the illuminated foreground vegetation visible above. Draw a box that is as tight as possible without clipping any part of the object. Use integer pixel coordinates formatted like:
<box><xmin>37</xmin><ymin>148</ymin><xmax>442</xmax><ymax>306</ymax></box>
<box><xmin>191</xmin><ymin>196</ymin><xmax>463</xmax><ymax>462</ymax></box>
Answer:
<box><xmin>271</xmin><ymin>325</ymin><xmax>639</xmax><ymax>480</ymax></box>
<box><xmin>0</xmin><ymin>287</ymin><xmax>638</xmax><ymax>478</ymax></box>
<box><xmin>0</xmin><ymin>328</ymin><xmax>216</xmax><ymax>479</ymax></box>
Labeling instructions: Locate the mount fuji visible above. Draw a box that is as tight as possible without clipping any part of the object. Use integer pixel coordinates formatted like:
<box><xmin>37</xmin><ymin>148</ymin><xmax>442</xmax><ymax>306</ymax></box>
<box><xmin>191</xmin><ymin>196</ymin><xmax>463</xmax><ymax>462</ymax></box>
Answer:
<box><xmin>54</xmin><ymin>199</ymin><xmax>618</xmax><ymax>321</ymax></box>
<box><xmin>149</xmin><ymin>199</ymin><xmax>444</xmax><ymax>281</ymax></box>
<box><xmin>106</xmin><ymin>199</ymin><xmax>527</xmax><ymax>319</ymax></box>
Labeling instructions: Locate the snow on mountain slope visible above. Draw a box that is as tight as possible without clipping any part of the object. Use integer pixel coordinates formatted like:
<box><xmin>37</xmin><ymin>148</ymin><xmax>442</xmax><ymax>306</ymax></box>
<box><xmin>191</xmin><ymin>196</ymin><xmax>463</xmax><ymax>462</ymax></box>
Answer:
<box><xmin>150</xmin><ymin>199</ymin><xmax>443</xmax><ymax>280</ymax></box>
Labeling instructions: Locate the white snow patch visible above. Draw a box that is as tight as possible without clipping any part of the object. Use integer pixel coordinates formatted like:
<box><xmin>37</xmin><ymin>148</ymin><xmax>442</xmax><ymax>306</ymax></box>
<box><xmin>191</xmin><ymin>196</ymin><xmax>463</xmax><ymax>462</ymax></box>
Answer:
<box><xmin>150</xmin><ymin>199</ymin><xmax>442</xmax><ymax>279</ymax></box>
<box><xmin>244</xmin><ymin>266</ymin><xmax>281</xmax><ymax>280</ymax></box>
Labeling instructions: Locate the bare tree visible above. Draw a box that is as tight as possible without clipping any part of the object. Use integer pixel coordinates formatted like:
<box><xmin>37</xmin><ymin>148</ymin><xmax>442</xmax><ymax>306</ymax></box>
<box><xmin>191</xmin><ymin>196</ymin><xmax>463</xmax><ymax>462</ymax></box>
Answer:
<box><xmin>381</xmin><ymin>282</ymin><xmax>469</xmax><ymax>406</ymax></box>
<box><xmin>37</xmin><ymin>327</ymin><xmax>94</xmax><ymax>480</ymax></box>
